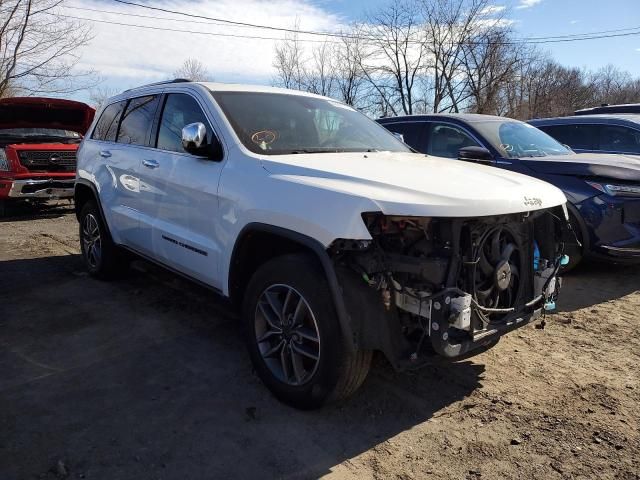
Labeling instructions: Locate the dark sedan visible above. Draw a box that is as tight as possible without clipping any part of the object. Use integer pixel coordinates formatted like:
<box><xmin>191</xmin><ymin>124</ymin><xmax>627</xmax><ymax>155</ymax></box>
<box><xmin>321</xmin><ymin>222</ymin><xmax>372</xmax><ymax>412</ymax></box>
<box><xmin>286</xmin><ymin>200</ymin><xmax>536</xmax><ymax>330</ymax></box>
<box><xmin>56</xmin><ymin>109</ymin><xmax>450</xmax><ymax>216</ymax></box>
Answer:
<box><xmin>529</xmin><ymin>114</ymin><xmax>640</xmax><ymax>156</ymax></box>
<box><xmin>377</xmin><ymin>113</ymin><xmax>640</xmax><ymax>269</ymax></box>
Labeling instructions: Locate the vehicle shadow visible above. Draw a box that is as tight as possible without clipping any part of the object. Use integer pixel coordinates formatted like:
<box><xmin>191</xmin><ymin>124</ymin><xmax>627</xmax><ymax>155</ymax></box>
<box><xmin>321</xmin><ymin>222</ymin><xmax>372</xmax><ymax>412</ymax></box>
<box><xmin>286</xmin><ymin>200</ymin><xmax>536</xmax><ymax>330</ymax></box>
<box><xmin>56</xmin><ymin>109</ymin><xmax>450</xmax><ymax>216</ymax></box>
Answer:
<box><xmin>0</xmin><ymin>254</ymin><xmax>483</xmax><ymax>479</ymax></box>
<box><xmin>0</xmin><ymin>200</ymin><xmax>74</xmax><ymax>222</ymax></box>
<box><xmin>556</xmin><ymin>260</ymin><xmax>640</xmax><ymax>312</ymax></box>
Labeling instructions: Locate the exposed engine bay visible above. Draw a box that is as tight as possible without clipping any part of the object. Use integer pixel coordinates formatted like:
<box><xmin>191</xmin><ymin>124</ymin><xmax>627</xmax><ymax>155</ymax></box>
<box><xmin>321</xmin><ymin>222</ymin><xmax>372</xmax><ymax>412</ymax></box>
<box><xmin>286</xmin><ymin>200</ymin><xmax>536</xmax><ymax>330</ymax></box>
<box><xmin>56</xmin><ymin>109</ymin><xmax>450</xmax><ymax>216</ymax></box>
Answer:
<box><xmin>331</xmin><ymin>207</ymin><xmax>569</xmax><ymax>368</ymax></box>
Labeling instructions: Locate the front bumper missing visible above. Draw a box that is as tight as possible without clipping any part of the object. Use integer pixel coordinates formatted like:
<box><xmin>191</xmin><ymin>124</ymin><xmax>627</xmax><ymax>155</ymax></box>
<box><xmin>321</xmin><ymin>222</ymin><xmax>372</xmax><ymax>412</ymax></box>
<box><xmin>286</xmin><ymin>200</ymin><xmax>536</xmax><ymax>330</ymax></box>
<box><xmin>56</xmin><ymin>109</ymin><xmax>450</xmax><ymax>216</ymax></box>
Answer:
<box><xmin>336</xmin><ymin>209</ymin><xmax>569</xmax><ymax>370</ymax></box>
<box><xmin>337</xmin><ymin>263</ymin><xmax>559</xmax><ymax>372</ymax></box>
<box><xmin>7</xmin><ymin>178</ymin><xmax>75</xmax><ymax>199</ymax></box>
<box><xmin>425</xmin><ymin>258</ymin><xmax>562</xmax><ymax>359</ymax></box>
<box><xmin>426</xmin><ymin>289</ymin><xmax>545</xmax><ymax>359</ymax></box>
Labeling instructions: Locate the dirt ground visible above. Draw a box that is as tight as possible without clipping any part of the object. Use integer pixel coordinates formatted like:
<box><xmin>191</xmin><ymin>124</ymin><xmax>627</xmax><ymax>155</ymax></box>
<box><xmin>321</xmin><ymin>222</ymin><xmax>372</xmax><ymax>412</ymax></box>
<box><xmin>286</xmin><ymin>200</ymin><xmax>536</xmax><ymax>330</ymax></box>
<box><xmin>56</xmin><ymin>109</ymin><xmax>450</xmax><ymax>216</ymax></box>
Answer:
<box><xmin>1</xmin><ymin>203</ymin><xmax>638</xmax><ymax>480</ymax></box>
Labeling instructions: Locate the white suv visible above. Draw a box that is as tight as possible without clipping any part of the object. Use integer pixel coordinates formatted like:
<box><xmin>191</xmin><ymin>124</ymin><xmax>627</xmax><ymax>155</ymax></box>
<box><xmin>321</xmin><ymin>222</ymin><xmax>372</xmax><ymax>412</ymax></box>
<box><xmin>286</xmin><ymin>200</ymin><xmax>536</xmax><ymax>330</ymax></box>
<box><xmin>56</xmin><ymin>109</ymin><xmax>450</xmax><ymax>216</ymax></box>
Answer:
<box><xmin>75</xmin><ymin>80</ymin><xmax>569</xmax><ymax>409</ymax></box>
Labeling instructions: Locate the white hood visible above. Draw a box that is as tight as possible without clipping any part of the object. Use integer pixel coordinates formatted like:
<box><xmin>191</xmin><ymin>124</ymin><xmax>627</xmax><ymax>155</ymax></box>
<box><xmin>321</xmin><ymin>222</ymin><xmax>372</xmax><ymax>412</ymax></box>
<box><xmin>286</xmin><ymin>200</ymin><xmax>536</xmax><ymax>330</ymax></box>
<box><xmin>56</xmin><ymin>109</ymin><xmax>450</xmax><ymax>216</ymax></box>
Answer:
<box><xmin>259</xmin><ymin>151</ymin><xmax>566</xmax><ymax>218</ymax></box>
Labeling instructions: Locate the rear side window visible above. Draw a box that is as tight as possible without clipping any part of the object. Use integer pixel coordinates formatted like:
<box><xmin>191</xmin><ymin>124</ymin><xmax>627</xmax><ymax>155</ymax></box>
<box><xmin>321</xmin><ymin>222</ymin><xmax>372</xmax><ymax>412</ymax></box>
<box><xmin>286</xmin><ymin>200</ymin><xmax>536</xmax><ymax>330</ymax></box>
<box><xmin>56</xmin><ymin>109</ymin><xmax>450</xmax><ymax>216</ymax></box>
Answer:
<box><xmin>599</xmin><ymin>125</ymin><xmax>640</xmax><ymax>153</ymax></box>
<box><xmin>382</xmin><ymin>122</ymin><xmax>426</xmax><ymax>151</ymax></box>
<box><xmin>92</xmin><ymin>101</ymin><xmax>126</xmax><ymax>142</ymax></box>
<box><xmin>117</xmin><ymin>95</ymin><xmax>160</xmax><ymax>146</ymax></box>
<box><xmin>156</xmin><ymin>94</ymin><xmax>212</xmax><ymax>154</ymax></box>
<box><xmin>539</xmin><ymin>124</ymin><xmax>597</xmax><ymax>150</ymax></box>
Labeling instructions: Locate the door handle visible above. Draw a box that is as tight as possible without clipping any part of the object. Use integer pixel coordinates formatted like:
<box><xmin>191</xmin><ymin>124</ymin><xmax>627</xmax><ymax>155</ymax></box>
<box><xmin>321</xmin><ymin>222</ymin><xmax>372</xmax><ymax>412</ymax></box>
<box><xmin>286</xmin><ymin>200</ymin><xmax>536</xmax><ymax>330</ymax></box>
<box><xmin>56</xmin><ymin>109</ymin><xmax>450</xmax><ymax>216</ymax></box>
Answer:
<box><xmin>143</xmin><ymin>159</ymin><xmax>159</xmax><ymax>169</ymax></box>
<box><xmin>99</xmin><ymin>150</ymin><xmax>112</xmax><ymax>158</ymax></box>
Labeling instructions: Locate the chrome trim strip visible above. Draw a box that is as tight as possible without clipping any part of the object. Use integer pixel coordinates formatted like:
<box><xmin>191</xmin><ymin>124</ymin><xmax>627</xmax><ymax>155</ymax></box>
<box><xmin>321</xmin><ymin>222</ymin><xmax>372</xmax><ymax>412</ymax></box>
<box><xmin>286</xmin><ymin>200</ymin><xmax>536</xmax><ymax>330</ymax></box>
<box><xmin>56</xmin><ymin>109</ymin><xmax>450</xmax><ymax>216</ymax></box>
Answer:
<box><xmin>600</xmin><ymin>245</ymin><xmax>640</xmax><ymax>254</ymax></box>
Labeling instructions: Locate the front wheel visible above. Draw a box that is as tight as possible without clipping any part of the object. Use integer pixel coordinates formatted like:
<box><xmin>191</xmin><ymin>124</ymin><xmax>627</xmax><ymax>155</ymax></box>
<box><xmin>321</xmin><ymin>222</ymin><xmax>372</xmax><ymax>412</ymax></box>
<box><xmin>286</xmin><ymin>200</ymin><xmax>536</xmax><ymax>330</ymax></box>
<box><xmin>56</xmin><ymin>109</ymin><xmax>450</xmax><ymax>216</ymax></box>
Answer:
<box><xmin>243</xmin><ymin>254</ymin><xmax>371</xmax><ymax>409</ymax></box>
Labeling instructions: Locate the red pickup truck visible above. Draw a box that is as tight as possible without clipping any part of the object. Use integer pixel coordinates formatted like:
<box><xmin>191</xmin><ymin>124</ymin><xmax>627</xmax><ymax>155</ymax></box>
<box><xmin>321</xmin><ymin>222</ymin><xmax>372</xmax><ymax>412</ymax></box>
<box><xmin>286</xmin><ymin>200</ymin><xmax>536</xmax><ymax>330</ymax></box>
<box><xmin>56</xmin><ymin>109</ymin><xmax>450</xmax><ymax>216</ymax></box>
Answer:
<box><xmin>0</xmin><ymin>97</ymin><xmax>95</xmax><ymax>216</ymax></box>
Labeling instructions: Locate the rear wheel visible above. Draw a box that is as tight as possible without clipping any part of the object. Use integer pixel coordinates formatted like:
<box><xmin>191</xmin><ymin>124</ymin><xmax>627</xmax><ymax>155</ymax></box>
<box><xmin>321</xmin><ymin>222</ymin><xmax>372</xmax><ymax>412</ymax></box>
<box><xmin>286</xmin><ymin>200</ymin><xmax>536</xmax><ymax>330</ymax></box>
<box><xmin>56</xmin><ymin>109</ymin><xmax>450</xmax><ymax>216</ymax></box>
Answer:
<box><xmin>79</xmin><ymin>201</ymin><xmax>127</xmax><ymax>279</ymax></box>
<box><xmin>243</xmin><ymin>254</ymin><xmax>371</xmax><ymax>409</ymax></box>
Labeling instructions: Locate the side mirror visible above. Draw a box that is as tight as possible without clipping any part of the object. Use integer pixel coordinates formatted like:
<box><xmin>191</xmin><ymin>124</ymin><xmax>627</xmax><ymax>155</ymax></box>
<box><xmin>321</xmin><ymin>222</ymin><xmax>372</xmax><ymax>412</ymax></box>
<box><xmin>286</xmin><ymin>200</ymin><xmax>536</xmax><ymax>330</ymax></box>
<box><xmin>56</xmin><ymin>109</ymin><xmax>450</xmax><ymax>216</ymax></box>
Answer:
<box><xmin>182</xmin><ymin>122</ymin><xmax>222</xmax><ymax>160</ymax></box>
<box><xmin>458</xmin><ymin>146</ymin><xmax>493</xmax><ymax>164</ymax></box>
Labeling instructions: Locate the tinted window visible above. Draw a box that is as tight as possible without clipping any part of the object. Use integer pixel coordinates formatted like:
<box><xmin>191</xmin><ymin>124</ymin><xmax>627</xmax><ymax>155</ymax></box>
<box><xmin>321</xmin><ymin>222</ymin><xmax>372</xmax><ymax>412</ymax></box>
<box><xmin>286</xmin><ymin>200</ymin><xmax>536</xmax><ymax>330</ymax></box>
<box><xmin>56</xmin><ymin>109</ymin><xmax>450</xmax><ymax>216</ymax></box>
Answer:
<box><xmin>427</xmin><ymin>123</ymin><xmax>480</xmax><ymax>158</ymax></box>
<box><xmin>157</xmin><ymin>94</ymin><xmax>212</xmax><ymax>153</ymax></box>
<box><xmin>382</xmin><ymin>122</ymin><xmax>425</xmax><ymax>151</ymax></box>
<box><xmin>599</xmin><ymin>125</ymin><xmax>640</xmax><ymax>153</ymax></box>
<box><xmin>117</xmin><ymin>95</ymin><xmax>160</xmax><ymax>146</ymax></box>
<box><xmin>540</xmin><ymin>124</ymin><xmax>597</xmax><ymax>150</ymax></box>
<box><xmin>92</xmin><ymin>101</ymin><xmax>126</xmax><ymax>142</ymax></box>
<box><xmin>211</xmin><ymin>91</ymin><xmax>409</xmax><ymax>155</ymax></box>
<box><xmin>474</xmin><ymin>121</ymin><xmax>571</xmax><ymax>158</ymax></box>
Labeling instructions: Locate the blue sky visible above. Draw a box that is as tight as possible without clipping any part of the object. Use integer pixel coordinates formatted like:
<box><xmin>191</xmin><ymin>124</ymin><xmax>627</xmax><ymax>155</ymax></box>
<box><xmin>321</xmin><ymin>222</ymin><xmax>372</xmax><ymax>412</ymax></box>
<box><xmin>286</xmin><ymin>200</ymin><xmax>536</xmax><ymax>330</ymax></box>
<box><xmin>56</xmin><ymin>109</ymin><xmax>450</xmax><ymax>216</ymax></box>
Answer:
<box><xmin>330</xmin><ymin>0</ymin><xmax>640</xmax><ymax>75</ymax></box>
<box><xmin>505</xmin><ymin>0</ymin><xmax>640</xmax><ymax>75</ymax></box>
<box><xmin>68</xmin><ymin>0</ymin><xmax>640</xmax><ymax>103</ymax></box>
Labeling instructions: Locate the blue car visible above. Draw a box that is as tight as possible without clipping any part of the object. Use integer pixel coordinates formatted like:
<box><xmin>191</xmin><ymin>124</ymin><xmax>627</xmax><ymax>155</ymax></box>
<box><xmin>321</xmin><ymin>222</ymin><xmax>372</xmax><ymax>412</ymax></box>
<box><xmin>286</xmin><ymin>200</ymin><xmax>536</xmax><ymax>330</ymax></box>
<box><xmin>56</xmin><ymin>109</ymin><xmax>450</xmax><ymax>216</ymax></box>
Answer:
<box><xmin>377</xmin><ymin>114</ymin><xmax>640</xmax><ymax>269</ymax></box>
<box><xmin>529</xmin><ymin>114</ymin><xmax>640</xmax><ymax>156</ymax></box>
<box><xmin>574</xmin><ymin>103</ymin><xmax>640</xmax><ymax>115</ymax></box>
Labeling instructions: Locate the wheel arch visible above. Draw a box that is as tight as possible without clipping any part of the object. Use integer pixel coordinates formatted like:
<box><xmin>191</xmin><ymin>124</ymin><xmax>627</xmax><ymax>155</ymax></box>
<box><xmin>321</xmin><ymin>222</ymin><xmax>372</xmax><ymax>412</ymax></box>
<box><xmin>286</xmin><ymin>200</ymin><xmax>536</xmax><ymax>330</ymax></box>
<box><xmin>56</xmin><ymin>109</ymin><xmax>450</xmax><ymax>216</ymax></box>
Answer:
<box><xmin>74</xmin><ymin>179</ymin><xmax>103</xmax><ymax>221</ymax></box>
<box><xmin>228</xmin><ymin>223</ymin><xmax>355</xmax><ymax>351</ymax></box>
<box><xmin>565</xmin><ymin>200</ymin><xmax>590</xmax><ymax>254</ymax></box>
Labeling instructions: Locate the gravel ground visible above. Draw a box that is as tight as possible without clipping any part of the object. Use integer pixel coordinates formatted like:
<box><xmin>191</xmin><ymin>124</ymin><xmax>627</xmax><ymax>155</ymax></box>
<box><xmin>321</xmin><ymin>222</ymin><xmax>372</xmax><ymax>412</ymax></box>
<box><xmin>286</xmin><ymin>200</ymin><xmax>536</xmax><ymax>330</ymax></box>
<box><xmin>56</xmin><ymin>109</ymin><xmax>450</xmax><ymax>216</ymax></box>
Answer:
<box><xmin>0</xmin><ymin>203</ymin><xmax>638</xmax><ymax>480</ymax></box>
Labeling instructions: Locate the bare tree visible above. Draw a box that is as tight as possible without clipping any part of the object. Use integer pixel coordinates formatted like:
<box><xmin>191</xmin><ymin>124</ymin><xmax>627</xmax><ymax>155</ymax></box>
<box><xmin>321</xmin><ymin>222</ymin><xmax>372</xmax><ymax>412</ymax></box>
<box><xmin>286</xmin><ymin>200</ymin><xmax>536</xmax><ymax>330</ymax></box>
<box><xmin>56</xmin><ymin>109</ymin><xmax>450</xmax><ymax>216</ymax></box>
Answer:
<box><xmin>273</xmin><ymin>21</ymin><xmax>305</xmax><ymax>90</ymax></box>
<box><xmin>497</xmin><ymin>50</ymin><xmax>587</xmax><ymax>119</ymax></box>
<box><xmin>422</xmin><ymin>0</ymin><xmax>492</xmax><ymax>113</ymax></box>
<box><xmin>461</xmin><ymin>28</ymin><xmax>523</xmax><ymax>114</ymax></box>
<box><xmin>269</xmin><ymin>0</ymin><xmax>640</xmax><ymax>119</ymax></box>
<box><xmin>173</xmin><ymin>58</ymin><xmax>213</xmax><ymax>82</ymax></box>
<box><xmin>333</xmin><ymin>30</ymin><xmax>368</xmax><ymax>107</ymax></box>
<box><xmin>0</xmin><ymin>0</ymin><xmax>94</xmax><ymax>98</ymax></box>
<box><xmin>364</xmin><ymin>0</ymin><xmax>427</xmax><ymax>115</ymax></box>
<box><xmin>303</xmin><ymin>41</ymin><xmax>337</xmax><ymax>97</ymax></box>
<box><xmin>89</xmin><ymin>85</ymin><xmax>119</xmax><ymax>109</ymax></box>
<box><xmin>589</xmin><ymin>65</ymin><xmax>640</xmax><ymax>106</ymax></box>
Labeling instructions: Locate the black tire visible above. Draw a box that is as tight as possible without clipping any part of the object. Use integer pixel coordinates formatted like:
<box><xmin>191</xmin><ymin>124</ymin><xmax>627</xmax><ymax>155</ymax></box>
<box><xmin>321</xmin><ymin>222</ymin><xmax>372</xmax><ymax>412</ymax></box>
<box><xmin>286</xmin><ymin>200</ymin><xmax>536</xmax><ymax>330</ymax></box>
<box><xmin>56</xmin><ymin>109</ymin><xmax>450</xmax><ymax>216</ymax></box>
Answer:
<box><xmin>242</xmin><ymin>254</ymin><xmax>371</xmax><ymax>409</ymax></box>
<box><xmin>562</xmin><ymin>210</ymin><xmax>585</xmax><ymax>273</ymax></box>
<box><xmin>0</xmin><ymin>200</ymin><xmax>6</xmax><ymax>218</ymax></box>
<box><xmin>78</xmin><ymin>201</ymin><xmax>127</xmax><ymax>279</ymax></box>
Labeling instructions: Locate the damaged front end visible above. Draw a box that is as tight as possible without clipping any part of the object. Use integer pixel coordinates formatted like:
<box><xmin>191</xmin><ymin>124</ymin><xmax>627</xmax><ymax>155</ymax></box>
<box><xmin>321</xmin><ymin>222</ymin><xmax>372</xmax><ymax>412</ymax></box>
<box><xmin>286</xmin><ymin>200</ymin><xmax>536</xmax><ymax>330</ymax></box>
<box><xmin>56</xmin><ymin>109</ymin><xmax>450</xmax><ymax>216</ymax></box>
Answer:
<box><xmin>331</xmin><ymin>206</ymin><xmax>569</xmax><ymax>369</ymax></box>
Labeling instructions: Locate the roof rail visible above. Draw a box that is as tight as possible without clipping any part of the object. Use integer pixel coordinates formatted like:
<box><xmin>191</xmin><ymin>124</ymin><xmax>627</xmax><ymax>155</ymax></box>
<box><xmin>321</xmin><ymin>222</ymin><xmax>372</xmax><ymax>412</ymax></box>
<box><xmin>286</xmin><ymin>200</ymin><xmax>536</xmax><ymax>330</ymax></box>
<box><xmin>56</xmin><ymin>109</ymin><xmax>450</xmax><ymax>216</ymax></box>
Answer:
<box><xmin>124</xmin><ymin>78</ymin><xmax>192</xmax><ymax>93</ymax></box>
<box><xmin>575</xmin><ymin>103</ymin><xmax>640</xmax><ymax>115</ymax></box>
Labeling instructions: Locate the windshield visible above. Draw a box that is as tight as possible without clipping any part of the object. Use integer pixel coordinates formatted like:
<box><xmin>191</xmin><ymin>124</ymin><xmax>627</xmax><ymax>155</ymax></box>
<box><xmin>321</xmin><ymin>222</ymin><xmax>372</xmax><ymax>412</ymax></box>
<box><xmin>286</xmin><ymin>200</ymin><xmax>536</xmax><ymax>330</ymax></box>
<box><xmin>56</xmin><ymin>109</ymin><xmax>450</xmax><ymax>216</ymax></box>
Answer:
<box><xmin>211</xmin><ymin>91</ymin><xmax>410</xmax><ymax>155</ymax></box>
<box><xmin>0</xmin><ymin>128</ymin><xmax>80</xmax><ymax>140</ymax></box>
<box><xmin>473</xmin><ymin>120</ymin><xmax>572</xmax><ymax>158</ymax></box>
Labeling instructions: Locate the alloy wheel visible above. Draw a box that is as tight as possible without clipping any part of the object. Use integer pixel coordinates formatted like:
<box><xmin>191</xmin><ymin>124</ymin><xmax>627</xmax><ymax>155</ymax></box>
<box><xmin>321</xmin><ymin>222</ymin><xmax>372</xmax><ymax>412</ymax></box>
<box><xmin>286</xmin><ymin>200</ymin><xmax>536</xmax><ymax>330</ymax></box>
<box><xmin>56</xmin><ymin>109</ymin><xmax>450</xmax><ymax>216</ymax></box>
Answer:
<box><xmin>82</xmin><ymin>213</ymin><xmax>102</xmax><ymax>268</ymax></box>
<box><xmin>254</xmin><ymin>284</ymin><xmax>321</xmax><ymax>386</ymax></box>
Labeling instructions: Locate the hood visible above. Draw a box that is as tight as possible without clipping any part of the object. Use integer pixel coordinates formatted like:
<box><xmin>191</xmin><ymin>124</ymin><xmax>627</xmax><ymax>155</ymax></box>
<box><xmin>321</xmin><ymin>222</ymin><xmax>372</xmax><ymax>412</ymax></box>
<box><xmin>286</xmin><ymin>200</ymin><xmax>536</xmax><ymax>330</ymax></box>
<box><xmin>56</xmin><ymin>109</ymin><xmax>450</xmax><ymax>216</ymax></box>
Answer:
<box><xmin>519</xmin><ymin>152</ymin><xmax>640</xmax><ymax>182</ymax></box>
<box><xmin>0</xmin><ymin>97</ymin><xmax>95</xmax><ymax>134</ymax></box>
<box><xmin>260</xmin><ymin>151</ymin><xmax>567</xmax><ymax>218</ymax></box>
